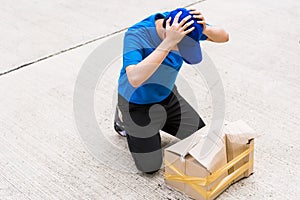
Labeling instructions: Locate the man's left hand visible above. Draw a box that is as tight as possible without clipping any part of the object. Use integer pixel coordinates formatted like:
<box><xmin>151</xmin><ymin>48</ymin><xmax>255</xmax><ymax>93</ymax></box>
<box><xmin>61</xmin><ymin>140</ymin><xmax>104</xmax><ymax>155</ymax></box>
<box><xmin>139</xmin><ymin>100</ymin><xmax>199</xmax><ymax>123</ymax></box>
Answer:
<box><xmin>189</xmin><ymin>8</ymin><xmax>208</xmax><ymax>34</ymax></box>
<box><xmin>189</xmin><ymin>7</ymin><xmax>229</xmax><ymax>43</ymax></box>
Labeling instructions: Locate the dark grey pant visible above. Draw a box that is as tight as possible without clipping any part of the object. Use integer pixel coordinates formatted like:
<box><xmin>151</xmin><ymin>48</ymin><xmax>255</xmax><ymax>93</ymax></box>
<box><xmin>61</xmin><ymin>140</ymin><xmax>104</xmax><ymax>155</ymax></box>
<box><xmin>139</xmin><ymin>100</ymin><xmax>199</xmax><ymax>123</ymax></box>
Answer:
<box><xmin>117</xmin><ymin>86</ymin><xmax>205</xmax><ymax>173</ymax></box>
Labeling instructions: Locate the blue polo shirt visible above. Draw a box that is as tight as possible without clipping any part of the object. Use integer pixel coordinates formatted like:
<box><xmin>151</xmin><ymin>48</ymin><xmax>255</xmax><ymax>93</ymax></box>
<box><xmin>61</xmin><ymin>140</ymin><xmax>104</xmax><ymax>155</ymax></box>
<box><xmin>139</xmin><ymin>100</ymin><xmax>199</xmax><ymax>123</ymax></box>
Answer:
<box><xmin>118</xmin><ymin>12</ymin><xmax>208</xmax><ymax>104</ymax></box>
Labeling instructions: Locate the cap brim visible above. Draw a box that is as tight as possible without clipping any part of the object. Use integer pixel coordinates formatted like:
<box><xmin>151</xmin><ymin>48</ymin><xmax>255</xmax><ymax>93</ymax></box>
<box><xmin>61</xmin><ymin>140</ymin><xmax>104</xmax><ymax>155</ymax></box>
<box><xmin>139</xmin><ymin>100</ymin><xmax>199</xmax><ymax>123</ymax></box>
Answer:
<box><xmin>178</xmin><ymin>36</ymin><xmax>202</xmax><ymax>64</ymax></box>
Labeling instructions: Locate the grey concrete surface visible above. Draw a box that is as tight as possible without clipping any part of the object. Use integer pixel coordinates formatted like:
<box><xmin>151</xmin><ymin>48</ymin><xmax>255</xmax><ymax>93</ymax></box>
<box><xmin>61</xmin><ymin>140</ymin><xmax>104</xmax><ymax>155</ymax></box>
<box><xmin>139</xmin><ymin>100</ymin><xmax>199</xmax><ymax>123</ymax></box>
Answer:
<box><xmin>1</xmin><ymin>0</ymin><xmax>300</xmax><ymax>199</ymax></box>
<box><xmin>0</xmin><ymin>0</ymin><xmax>201</xmax><ymax>73</ymax></box>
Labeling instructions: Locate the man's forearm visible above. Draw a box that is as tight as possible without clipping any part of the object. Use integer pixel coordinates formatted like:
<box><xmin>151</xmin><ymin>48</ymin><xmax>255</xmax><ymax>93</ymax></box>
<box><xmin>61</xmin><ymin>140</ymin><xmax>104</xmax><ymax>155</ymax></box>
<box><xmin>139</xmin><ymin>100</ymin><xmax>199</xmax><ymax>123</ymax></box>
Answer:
<box><xmin>125</xmin><ymin>39</ymin><xmax>174</xmax><ymax>88</ymax></box>
<box><xmin>203</xmin><ymin>26</ymin><xmax>229</xmax><ymax>43</ymax></box>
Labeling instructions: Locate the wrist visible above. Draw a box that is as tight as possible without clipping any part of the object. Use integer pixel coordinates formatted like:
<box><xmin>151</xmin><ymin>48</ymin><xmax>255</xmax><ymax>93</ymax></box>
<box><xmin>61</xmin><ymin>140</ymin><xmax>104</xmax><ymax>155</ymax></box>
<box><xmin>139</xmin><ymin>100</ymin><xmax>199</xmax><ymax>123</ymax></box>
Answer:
<box><xmin>160</xmin><ymin>39</ymin><xmax>176</xmax><ymax>51</ymax></box>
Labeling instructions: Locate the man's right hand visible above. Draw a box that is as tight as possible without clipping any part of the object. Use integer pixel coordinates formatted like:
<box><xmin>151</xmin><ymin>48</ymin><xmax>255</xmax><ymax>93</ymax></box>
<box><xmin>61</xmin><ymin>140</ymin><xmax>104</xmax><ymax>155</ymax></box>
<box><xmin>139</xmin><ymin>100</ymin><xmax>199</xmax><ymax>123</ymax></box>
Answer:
<box><xmin>164</xmin><ymin>11</ymin><xmax>195</xmax><ymax>48</ymax></box>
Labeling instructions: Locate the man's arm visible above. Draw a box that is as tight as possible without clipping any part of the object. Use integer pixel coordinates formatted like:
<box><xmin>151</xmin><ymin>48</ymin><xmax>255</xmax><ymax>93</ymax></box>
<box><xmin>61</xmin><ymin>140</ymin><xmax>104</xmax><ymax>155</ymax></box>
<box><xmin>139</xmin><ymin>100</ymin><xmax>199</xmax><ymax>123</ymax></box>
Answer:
<box><xmin>203</xmin><ymin>26</ymin><xmax>229</xmax><ymax>43</ymax></box>
<box><xmin>190</xmin><ymin>8</ymin><xmax>229</xmax><ymax>43</ymax></box>
<box><xmin>125</xmin><ymin>40</ymin><xmax>173</xmax><ymax>88</ymax></box>
<box><xmin>126</xmin><ymin>12</ymin><xmax>194</xmax><ymax>88</ymax></box>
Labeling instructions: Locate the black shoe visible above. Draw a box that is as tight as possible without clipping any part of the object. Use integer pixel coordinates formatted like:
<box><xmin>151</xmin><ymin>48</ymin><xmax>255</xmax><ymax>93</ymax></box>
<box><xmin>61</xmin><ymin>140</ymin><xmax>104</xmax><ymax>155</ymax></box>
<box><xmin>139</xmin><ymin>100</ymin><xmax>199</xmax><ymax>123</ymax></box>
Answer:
<box><xmin>114</xmin><ymin>122</ymin><xmax>127</xmax><ymax>137</ymax></box>
<box><xmin>114</xmin><ymin>106</ymin><xmax>127</xmax><ymax>137</ymax></box>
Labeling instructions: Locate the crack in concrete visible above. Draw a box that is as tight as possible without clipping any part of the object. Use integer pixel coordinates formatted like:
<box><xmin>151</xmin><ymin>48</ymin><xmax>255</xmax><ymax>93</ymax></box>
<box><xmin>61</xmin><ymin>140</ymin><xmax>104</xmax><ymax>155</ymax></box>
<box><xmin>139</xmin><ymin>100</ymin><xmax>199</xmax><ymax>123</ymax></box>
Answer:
<box><xmin>0</xmin><ymin>28</ymin><xmax>128</xmax><ymax>77</ymax></box>
<box><xmin>0</xmin><ymin>0</ymin><xmax>205</xmax><ymax>77</ymax></box>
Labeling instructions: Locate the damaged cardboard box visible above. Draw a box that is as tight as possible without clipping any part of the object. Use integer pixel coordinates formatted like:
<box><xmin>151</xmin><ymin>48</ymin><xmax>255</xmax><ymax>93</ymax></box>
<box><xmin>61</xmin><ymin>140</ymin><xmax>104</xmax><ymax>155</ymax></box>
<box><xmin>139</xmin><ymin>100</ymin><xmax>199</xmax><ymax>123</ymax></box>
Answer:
<box><xmin>164</xmin><ymin>120</ymin><xmax>258</xmax><ymax>200</ymax></box>
<box><xmin>164</xmin><ymin>130</ymin><xmax>229</xmax><ymax>200</ymax></box>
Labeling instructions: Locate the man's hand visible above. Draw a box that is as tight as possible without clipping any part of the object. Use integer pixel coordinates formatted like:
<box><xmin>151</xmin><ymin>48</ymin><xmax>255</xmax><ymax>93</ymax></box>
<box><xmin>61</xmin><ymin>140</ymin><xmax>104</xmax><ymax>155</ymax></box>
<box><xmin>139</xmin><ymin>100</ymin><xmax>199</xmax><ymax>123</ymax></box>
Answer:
<box><xmin>164</xmin><ymin>11</ymin><xmax>195</xmax><ymax>48</ymax></box>
<box><xmin>189</xmin><ymin>8</ymin><xmax>229</xmax><ymax>43</ymax></box>
<box><xmin>189</xmin><ymin>8</ymin><xmax>208</xmax><ymax>34</ymax></box>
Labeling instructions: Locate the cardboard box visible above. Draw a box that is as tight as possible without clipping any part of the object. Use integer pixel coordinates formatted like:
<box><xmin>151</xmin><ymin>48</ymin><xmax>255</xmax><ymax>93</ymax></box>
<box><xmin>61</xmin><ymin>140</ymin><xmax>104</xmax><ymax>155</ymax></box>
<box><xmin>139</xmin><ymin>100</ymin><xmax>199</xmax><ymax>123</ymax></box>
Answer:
<box><xmin>224</xmin><ymin>120</ymin><xmax>257</xmax><ymax>183</ymax></box>
<box><xmin>226</xmin><ymin>138</ymin><xmax>254</xmax><ymax>183</ymax></box>
<box><xmin>164</xmin><ymin>131</ymin><xmax>229</xmax><ymax>200</ymax></box>
<box><xmin>164</xmin><ymin>120</ymin><xmax>259</xmax><ymax>200</ymax></box>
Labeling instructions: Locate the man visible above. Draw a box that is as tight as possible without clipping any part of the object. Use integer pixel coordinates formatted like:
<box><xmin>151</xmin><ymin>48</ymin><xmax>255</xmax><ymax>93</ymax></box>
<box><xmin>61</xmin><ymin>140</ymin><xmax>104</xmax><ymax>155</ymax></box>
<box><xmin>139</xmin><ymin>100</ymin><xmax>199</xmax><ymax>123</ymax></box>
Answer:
<box><xmin>114</xmin><ymin>8</ymin><xmax>229</xmax><ymax>174</ymax></box>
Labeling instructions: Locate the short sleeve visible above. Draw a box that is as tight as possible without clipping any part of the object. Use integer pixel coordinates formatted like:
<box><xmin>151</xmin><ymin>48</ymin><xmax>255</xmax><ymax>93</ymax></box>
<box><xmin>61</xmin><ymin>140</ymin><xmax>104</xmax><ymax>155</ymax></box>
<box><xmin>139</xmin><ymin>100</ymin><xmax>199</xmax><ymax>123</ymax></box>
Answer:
<box><xmin>123</xmin><ymin>31</ymin><xmax>143</xmax><ymax>68</ymax></box>
<box><xmin>200</xmin><ymin>34</ymin><xmax>208</xmax><ymax>41</ymax></box>
<box><xmin>200</xmin><ymin>23</ymin><xmax>211</xmax><ymax>41</ymax></box>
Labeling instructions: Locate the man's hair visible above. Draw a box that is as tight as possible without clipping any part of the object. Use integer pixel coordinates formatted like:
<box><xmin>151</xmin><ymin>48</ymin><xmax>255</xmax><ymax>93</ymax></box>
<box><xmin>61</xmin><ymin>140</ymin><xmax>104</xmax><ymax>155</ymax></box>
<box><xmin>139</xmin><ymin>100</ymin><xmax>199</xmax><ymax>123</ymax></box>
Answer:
<box><xmin>162</xmin><ymin>17</ymin><xmax>167</xmax><ymax>28</ymax></box>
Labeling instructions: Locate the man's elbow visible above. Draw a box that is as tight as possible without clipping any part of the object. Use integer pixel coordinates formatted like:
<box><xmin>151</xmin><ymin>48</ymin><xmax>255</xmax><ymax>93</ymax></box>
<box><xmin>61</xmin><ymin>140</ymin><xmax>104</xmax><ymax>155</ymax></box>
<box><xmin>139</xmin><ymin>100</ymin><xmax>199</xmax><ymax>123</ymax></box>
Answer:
<box><xmin>217</xmin><ymin>27</ymin><xmax>229</xmax><ymax>43</ymax></box>
<box><xmin>127</xmin><ymin>73</ymin><xmax>142</xmax><ymax>88</ymax></box>
<box><xmin>223</xmin><ymin>32</ymin><xmax>229</xmax><ymax>42</ymax></box>
<box><xmin>215</xmin><ymin>32</ymin><xmax>229</xmax><ymax>43</ymax></box>
<box><xmin>126</xmin><ymin>65</ymin><xmax>142</xmax><ymax>88</ymax></box>
<box><xmin>128</xmin><ymin>77</ymin><xmax>141</xmax><ymax>88</ymax></box>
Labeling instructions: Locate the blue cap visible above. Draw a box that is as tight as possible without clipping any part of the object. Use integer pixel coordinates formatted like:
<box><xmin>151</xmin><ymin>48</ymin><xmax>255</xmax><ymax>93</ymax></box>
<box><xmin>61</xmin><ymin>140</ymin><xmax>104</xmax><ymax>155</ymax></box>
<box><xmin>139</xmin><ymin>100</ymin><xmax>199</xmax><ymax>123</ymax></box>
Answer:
<box><xmin>167</xmin><ymin>8</ymin><xmax>204</xmax><ymax>64</ymax></box>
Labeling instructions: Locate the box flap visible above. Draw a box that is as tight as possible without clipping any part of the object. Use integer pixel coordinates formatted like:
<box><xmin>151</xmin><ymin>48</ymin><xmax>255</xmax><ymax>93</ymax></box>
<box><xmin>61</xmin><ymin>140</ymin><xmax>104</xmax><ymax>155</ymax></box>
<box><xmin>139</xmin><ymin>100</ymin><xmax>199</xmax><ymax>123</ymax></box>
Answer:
<box><xmin>165</xmin><ymin>128</ymin><xmax>206</xmax><ymax>158</ymax></box>
<box><xmin>166</xmin><ymin>124</ymin><xmax>226</xmax><ymax>172</ymax></box>
<box><xmin>224</xmin><ymin>120</ymin><xmax>260</xmax><ymax>144</ymax></box>
<box><xmin>189</xmin><ymin>133</ymin><xmax>226</xmax><ymax>172</ymax></box>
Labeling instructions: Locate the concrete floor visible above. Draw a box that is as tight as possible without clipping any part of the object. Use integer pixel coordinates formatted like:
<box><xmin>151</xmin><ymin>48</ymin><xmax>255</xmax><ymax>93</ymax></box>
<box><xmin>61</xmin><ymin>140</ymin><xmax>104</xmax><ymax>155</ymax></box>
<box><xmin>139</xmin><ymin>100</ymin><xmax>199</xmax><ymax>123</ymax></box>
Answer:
<box><xmin>1</xmin><ymin>0</ymin><xmax>300</xmax><ymax>199</ymax></box>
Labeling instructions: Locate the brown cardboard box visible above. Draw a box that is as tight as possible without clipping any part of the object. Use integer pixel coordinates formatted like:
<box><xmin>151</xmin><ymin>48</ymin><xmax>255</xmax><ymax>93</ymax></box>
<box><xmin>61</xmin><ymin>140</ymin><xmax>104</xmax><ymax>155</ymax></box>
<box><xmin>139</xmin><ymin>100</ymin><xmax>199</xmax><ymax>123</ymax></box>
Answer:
<box><xmin>164</xmin><ymin>120</ymin><xmax>259</xmax><ymax>200</ymax></box>
<box><xmin>165</xmin><ymin>150</ymin><xmax>185</xmax><ymax>192</ymax></box>
<box><xmin>224</xmin><ymin>120</ymin><xmax>257</xmax><ymax>183</ymax></box>
<box><xmin>226</xmin><ymin>138</ymin><xmax>254</xmax><ymax>183</ymax></box>
<box><xmin>164</xmin><ymin>133</ymin><xmax>229</xmax><ymax>200</ymax></box>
